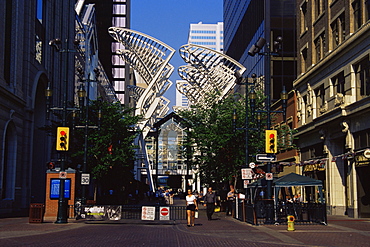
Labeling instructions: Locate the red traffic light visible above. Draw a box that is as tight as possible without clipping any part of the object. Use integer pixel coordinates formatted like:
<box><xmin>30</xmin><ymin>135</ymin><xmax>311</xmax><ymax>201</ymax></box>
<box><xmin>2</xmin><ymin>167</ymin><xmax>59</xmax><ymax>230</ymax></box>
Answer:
<box><xmin>60</xmin><ymin>130</ymin><xmax>66</xmax><ymax>136</ymax></box>
<box><xmin>47</xmin><ymin>162</ymin><xmax>55</xmax><ymax>170</ymax></box>
<box><xmin>269</xmin><ymin>134</ymin><xmax>275</xmax><ymax>139</ymax></box>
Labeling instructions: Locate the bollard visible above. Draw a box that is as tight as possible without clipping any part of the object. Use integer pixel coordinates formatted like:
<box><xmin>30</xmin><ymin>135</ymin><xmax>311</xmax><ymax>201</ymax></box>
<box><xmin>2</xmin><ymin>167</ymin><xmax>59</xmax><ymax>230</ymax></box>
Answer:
<box><xmin>287</xmin><ymin>215</ymin><xmax>295</xmax><ymax>231</ymax></box>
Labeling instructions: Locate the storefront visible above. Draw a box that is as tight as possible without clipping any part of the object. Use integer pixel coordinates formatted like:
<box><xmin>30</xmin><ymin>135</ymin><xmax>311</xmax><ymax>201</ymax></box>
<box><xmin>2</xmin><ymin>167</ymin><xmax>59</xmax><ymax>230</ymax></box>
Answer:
<box><xmin>354</xmin><ymin>149</ymin><xmax>370</xmax><ymax>218</ymax></box>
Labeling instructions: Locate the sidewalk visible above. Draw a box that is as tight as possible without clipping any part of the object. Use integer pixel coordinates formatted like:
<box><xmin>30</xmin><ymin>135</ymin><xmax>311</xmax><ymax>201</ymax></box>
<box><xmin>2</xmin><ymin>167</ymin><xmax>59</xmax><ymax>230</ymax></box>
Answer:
<box><xmin>1</xmin><ymin>198</ymin><xmax>370</xmax><ymax>246</ymax></box>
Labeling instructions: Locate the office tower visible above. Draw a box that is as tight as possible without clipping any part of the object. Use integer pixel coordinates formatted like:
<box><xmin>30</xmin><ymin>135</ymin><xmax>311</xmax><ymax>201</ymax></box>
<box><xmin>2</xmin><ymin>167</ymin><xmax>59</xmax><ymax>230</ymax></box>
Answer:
<box><xmin>175</xmin><ymin>22</ymin><xmax>224</xmax><ymax>109</ymax></box>
<box><xmin>86</xmin><ymin>0</ymin><xmax>131</xmax><ymax>105</ymax></box>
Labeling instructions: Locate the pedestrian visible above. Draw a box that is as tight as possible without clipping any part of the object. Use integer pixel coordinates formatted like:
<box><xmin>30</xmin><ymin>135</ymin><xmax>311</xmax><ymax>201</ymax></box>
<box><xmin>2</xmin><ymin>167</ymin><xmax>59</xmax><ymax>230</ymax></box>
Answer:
<box><xmin>185</xmin><ymin>189</ymin><xmax>198</xmax><ymax>227</ymax></box>
<box><xmin>226</xmin><ymin>185</ymin><xmax>235</xmax><ymax>216</ymax></box>
<box><xmin>203</xmin><ymin>187</ymin><xmax>217</xmax><ymax>220</ymax></box>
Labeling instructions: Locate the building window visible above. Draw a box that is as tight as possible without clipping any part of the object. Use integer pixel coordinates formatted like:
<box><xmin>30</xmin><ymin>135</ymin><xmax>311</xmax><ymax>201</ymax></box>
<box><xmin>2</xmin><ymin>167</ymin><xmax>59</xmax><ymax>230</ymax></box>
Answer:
<box><xmin>315</xmin><ymin>0</ymin><xmax>325</xmax><ymax>19</ymax></box>
<box><xmin>352</xmin><ymin>0</ymin><xmax>363</xmax><ymax>31</ymax></box>
<box><xmin>314</xmin><ymin>32</ymin><xmax>326</xmax><ymax>63</ymax></box>
<box><xmin>354</xmin><ymin>56</ymin><xmax>370</xmax><ymax>99</ymax></box>
<box><xmin>333</xmin><ymin>71</ymin><xmax>345</xmax><ymax>95</ymax></box>
<box><xmin>354</xmin><ymin>129</ymin><xmax>370</xmax><ymax>149</ymax></box>
<box><xmin>331</xmin><ymin>14</ymin><xmax>345</xmax><ymax>49</ymax></box>
<box><xmin>316</xmin><ymin>85</ymin><xmax>325</xmax><ymax>110</ymax></box>
<box><xmin>301</xmin><ymin>47</ymin><xmax>308</xmax><ymax>73</ymax></box>
<box><xmin>300</xmin><ymin>1</ymin><xmax>308</xmax><ymax>34</ymax></box>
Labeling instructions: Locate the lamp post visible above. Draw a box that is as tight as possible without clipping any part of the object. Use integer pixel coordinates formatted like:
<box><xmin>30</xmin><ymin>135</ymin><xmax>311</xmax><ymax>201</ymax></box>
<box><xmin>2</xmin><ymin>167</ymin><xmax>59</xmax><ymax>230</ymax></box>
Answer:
<box><xmin>47</xmin><ymin>37</ymin><xmax>75</xmax><ymax>224</ymax></box>
<box><xmin>75</xmin><ymin>70</ymin><xmax>101</xmax><ymax>205</ymax></box>
<box><xmin>239</xmin><ymin>36</ymin><xmax>287</xmax><ymax>223</ymax></box>
<box><xmin>234</xmin><ymin>72</ymin><xmax>258</xmax><ymax>168</ymax></box>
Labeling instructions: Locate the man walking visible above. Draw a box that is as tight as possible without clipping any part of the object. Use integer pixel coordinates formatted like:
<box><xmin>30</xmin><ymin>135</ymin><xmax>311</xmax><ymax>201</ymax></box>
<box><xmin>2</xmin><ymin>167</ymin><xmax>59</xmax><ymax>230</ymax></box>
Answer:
<box><xmin>203</xmin><ymin>187</ymin><xmax>217</xmax><ymax>220</ymax></box>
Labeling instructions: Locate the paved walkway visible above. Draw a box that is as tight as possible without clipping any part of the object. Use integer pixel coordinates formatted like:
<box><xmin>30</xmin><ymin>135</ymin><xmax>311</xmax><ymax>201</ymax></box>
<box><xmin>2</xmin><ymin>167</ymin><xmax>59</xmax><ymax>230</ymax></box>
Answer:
<box><xmin>1</xmin><ymin>198</ymin><xmax>370</xmax><ymax>246</ymax></box>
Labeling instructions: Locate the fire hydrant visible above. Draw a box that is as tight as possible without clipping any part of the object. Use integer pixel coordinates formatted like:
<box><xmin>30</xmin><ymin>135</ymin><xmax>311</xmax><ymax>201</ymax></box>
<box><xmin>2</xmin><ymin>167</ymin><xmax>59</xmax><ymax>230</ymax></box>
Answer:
<box><xmin>287</xmin><ymin>215</ymin><xmax>295</xmax><ymax>231</ymax></box>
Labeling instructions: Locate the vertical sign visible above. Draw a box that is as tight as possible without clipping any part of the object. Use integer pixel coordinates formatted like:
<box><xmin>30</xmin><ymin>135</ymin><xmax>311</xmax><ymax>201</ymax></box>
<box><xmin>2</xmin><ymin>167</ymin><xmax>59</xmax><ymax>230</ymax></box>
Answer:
<box><xmin>241</xmin><ymin>168</ymin><xmax>253</xmax><ymax>179</ymax></box>
<box><xmin>81</xmin><ymin>173</ymin><xmax>90</xmax><ymax>185</ymax></box>
<box><xmin>141</xmin><ymin>206</ymin><xmax>155</xmax><ymax>220</ymax></box>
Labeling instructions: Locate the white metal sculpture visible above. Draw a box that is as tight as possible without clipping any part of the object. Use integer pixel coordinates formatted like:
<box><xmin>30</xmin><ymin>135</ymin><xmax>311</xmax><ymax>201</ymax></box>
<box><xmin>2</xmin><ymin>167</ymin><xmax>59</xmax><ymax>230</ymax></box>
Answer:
<box><xmin>108</xmin><ymin>27</ymin><xmax>175</xmax><ymax>191</ymax></box>
<box><xmin>109</xmin><ymin>27</ymin><xmax>174</xmax><ymax>134</ymax></box>
<box><xmin>177</xmin><ymin>43</ymin><xmax>246</xmax><ymax>105</ymax></box>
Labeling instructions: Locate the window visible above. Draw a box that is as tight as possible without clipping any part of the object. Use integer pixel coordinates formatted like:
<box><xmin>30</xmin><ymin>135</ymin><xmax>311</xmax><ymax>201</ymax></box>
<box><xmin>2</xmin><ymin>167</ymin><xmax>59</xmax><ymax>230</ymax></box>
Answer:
<box><xmin>316</xmin><ymin>85</ymin><xmax>325</xmax><ymax>109</ymax></box>
<box><xmin>352</xmin><ymin>0</ymin><xmax>363</xmax><ymax>31</ymax></box>
<box><xmin>301</xmin><ymin>47</ymin><xmax>308</xmax><ymax>73</ymax></box>
<box><xmin>354</xmin><ymin>56</ymin><xmax>370</xmax><ymax>99</ymax></box>
<box><xmin>314</xmin><ymin>32</ymin><xmax>325</xmax><ymax>63</ymax></box>
<box><xmin>331</xmin><ymin>14</ymin><xmax>345</xmax><ymax>49</ymax></box>
<box><xmin>300</xmin><ymin>1</ymin><xmax>308</xmax><ymax>34</ymax></box>
<box><xmin>315</xmin><ymin>0</ymin><xmax>325</xmax><ymax>18</ymax></box>
<box><xmin>354</xmin><ymin>129</ymin><xmax>370</xmax><ymax>149</ymax></box>
<box><xmin>332</xmin><ymin>71</ymin><xmax>345</xmax><ymax>95</ymax></box>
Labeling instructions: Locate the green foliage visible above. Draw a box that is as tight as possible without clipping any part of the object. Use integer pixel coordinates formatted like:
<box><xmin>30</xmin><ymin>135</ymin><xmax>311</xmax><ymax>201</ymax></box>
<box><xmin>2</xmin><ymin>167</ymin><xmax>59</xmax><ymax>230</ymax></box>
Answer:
<box><xmin>71</xmin><ymin>100</ymin><xmax>140</xmax><ymax>185</ymax></box>
<box><xmin>178</xmin><ymin>91</ymin><xmax>266</xmax><ymax>188</ymax></box>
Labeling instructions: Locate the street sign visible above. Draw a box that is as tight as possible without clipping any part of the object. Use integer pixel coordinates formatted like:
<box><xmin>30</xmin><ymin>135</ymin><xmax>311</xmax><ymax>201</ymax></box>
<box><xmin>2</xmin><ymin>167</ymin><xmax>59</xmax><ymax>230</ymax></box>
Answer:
<box><xmin>243</xmin><ymin>180</ymin><xmax>250</xmax><ymax>188</ymax></box>
<box><xmin>141</xmin><ymin>206</ymin><xmax>155</xmax><ymax>220</ymax></box>
<box><xmin>266</xmin><ymin>172</ymin><xmax>273</xmax><ymax>180</ymax></box>
<box><xmin>81</xmin><ymin>173</ymin><xmax>90</xmax><ymax>185</ymax></box>
<box><xmin>59</xmin><ymin>171</ymin><xmax>67</xmax><ymax>179</ymax></box>
<box><xmin>160</xmin><ymin>207</ymin><xmax>170</xmax><ymax>220</ymax></box>
<box><xmin>241</xmin><ymin>168</ymin><xmax>253</xmax><ymax>180</ymax></box>
<box><xmin>256</xmin><ymin>153</ymin><xmax>276</xmax><ymax>162</ymax></box>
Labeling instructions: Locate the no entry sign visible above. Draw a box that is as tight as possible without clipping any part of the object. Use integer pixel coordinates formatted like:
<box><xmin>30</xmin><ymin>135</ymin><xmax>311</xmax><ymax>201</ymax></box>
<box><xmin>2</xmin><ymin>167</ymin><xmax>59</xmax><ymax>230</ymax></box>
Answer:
<box><xmin>160</xmin><ymin>207</ymin><xmax>169</xmax><ymax>220</ymax></box>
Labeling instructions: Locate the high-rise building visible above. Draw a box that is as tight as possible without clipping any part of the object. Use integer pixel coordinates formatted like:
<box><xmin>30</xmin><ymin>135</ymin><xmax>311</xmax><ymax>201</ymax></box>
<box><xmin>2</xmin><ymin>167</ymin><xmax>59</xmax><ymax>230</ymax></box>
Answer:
<box><xmin>175</xmin><ymin>22</ymin><xmax>224</xmax><ymax>110</ymax></box>
<box><xmin>86</xmin><ymin>0</ymin><xmax>131</xmax><ymax>105</ymax></box>
<box><xmin>223</xmin><ymin>0</ymin><xmax>299</xmax><ymax>188</ymax></box>
<box><xmin>188</xmin><ymin>22</ymin><xmax>224</xmax><ymax>52</ymax></box>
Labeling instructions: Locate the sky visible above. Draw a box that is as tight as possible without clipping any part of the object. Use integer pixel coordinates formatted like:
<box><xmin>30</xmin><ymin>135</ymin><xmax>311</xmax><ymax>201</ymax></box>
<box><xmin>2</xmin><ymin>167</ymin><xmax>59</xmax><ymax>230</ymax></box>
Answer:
<box><xmin>131</xmin><ymin>0</ymin><xmax>223</xmax><ymax>111</ymax></box>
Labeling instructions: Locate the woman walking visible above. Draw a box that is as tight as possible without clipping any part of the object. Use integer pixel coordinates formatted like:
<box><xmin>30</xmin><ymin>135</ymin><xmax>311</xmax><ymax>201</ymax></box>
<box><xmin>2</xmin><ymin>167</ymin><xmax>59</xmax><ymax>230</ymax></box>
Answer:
<box><xmin>186</xmin><ymin>189</ymin><xmax>198</xmax><ymax>227</ymax></box>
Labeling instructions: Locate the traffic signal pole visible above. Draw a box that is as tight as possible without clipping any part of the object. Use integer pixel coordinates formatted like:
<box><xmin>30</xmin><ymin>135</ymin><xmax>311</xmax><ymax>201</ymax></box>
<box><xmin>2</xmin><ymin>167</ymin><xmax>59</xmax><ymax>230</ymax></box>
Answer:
<box><xmin>55</xmin><ymin>37</ymin><xmax>70</xmax><ymax>224</ymax></box>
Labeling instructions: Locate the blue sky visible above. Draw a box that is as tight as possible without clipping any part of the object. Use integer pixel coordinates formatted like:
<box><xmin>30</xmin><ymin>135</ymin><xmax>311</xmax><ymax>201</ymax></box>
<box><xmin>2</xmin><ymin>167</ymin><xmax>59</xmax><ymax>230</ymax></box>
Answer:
<box><xmin>131</xmin><ymin>0</ymin><xmax>223</xmax><ymax>110</ymax></box>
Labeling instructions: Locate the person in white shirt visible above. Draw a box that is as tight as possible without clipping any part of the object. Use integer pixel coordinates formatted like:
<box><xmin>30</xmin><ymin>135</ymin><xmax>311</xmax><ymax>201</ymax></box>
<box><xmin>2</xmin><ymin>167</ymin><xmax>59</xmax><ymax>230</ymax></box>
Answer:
<box><xmin>185</xmin><ymin>190</ymin><xmax>198</xmax><ymax>227</ymax></box>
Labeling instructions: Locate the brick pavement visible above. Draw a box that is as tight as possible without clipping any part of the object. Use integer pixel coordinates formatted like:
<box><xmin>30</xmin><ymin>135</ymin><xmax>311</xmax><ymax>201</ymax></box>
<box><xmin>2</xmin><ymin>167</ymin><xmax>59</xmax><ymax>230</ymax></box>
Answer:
<box><xmin>1</xmin><ymin>198</ymin><xmax>370</xmax><ymax>246</ymax></box>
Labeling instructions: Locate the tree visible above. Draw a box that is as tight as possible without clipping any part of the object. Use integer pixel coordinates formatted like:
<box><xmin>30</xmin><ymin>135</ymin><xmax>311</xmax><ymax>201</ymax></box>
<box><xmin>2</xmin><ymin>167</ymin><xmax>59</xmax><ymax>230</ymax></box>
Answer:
<box><xmin>71</xmin><ymin>100</ymin><xmax>140</xmax><ymax>199</ymax></box>
<box><xmin>178</xmin><ymin>91</ymin><xmax>265</xmax><ymax>189</ymax></box>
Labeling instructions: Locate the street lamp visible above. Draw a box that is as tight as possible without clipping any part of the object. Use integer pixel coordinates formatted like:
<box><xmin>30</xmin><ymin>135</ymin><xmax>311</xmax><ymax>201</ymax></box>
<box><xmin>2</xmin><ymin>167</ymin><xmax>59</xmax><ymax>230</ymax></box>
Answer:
<box><xmin>46</xmin><ymin>38</ymin><xmax>73</xmax><ymax>224</ymax></box>
<box><xmin>237</xmin><ymin>36</ymin><xmax>287</xmax><ymax>223</ymax></box>
<box><xmin>46</xmin><ymin>37</ymin><xmax>81</xmax><ymax>223</ymax></box>
<box><xmin>75</xmin><ymin>69</ymin><xmax>101</xmax><ymax>206</ymax></box>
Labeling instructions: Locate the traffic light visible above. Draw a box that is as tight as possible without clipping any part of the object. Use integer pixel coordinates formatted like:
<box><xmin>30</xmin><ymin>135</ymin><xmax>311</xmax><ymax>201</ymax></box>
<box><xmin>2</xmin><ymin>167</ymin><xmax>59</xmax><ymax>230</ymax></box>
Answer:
<box><xmin>46</xmin><ymin>162</ymin><xmax>55</xmax><ymax>170</ymax></box>
<box><xmin>265</xmin><ymin>130</ymin><xmax>277</xmax><ymax>153</ymax></box>
<box><xmin>56</xmin><ymin>127</ymin><xmax>69</xmax><ymax>151</ymax></box>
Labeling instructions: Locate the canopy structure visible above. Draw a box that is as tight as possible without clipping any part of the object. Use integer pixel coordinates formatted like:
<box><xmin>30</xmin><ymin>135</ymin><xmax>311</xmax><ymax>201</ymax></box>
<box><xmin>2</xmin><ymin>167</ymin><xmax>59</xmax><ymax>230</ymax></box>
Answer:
<box><xmin>177</xmin><ymin>43</ymin><xmax>246</xmax><ymax>106</ymax></box>
<box><xmin>249</xmin><ymin>173</ymin><xmax>324</xmax><ymax>204</ymax></box>
<box><xmin>274</xmin><ymin>172</ymin><xmax>323</xmax><ymax>187</ymax></box>
<box><xmin>108</xmin><ymin>27</ymin><xmax>175</xmax><ymax>192</ymax></box>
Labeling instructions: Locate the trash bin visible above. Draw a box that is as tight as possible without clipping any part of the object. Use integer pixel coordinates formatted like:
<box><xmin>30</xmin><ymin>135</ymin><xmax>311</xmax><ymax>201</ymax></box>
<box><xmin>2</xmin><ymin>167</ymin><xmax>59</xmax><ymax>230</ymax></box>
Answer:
<box><xmin>29</xmin><ymin>203</ymin><xmax>45</xmax><ymax>223</ymax></box>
